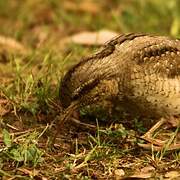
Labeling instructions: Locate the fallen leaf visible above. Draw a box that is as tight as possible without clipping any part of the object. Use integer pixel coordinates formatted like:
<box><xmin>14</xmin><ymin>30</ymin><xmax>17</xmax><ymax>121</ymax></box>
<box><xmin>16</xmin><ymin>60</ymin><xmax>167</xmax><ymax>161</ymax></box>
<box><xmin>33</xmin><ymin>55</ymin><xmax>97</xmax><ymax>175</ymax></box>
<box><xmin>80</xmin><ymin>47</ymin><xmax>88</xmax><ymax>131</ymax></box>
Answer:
<box><xmin>114</xmin><ymin>169</ymin><xmax>125</xmax><ymax>179</ymax></box>
<box><xmin>129</xmin><ymin>172</ymin><xmax>152</xmax><ymax>179</ymax></box>
<box><xmin>64</xmin><ymin>0</ymin><xmax>100</xmax><ymax>14</ymax></box>
<box><xmin>31</xmin><ymin>26</ymin><xmax>49</xmax><ymax>48</ymax></box>
<box><xmin>65</xmin><ymin>30</ymin><xmax>118</xmax><ymax>46</ymax></box>
<box><xmin>78</xmin><ymin>0</ymin><xmax>100</xmax><ymax>14</ymax></box>
<box><xmin>42</xmin><ymin>177</ymin><xmax>48</xmax><ymax>180</ymax></box>
<box><xmin>0</xmin><ymin>35</ymin><xmax>28</xmax><ymax>55</ymax></box>
<box><xmin>141</xmin><ymin>166</ymin><xmax>155</xmax><ymax>173</ymax></box>
<box><xmin>165</xmin><ymin>171</ymin><xmax>180</xmax><ymax>178</ymax></box>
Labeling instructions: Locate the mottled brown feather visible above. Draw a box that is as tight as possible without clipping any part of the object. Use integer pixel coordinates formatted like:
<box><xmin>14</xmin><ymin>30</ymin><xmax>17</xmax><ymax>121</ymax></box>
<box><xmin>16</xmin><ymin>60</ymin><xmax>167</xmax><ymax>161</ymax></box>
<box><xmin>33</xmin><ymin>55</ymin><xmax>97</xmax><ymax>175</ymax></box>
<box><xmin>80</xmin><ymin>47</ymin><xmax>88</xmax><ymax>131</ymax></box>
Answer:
<box><xmin>59</xmin><ymin>33</ymin><xmax>180</xmax><ymax>118</ymax></box>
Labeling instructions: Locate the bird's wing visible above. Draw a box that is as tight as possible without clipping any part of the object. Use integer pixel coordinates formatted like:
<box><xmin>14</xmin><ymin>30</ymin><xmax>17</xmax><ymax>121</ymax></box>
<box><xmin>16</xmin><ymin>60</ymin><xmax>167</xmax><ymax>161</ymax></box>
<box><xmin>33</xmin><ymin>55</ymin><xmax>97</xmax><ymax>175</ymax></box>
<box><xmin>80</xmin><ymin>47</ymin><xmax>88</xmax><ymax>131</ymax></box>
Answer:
<box><xmin>130</xmin><ymin>35</ymin><xmax>180</xmax><ymax>78</ymax></box>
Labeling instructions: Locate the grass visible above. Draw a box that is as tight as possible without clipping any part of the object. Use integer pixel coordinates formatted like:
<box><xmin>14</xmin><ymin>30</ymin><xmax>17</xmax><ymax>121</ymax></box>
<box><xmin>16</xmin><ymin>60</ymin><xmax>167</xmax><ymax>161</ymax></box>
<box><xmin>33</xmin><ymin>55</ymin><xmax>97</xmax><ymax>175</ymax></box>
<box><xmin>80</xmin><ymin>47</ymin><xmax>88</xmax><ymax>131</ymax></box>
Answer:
<box><xmin>0</xmin><ymin>0</ymin><xmax>180</xmax><ymax>179</ymax></box>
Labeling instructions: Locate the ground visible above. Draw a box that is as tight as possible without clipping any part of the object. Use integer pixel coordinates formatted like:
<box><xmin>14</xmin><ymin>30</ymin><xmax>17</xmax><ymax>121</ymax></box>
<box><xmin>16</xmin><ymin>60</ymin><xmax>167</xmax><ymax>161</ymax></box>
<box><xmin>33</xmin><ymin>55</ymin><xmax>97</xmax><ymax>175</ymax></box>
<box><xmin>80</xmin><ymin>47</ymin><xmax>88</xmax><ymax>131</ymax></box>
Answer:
<box><xmin>0</xmin><ymin>0</ymin><xmax>179</xmax><ymax>179</ymax></box>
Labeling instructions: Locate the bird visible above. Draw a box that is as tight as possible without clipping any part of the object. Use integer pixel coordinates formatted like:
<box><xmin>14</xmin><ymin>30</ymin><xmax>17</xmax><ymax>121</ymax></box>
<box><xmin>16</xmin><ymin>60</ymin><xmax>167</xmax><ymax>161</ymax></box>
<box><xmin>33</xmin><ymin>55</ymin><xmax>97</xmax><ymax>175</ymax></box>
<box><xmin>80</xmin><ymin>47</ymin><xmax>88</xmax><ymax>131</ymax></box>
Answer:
<box><xmin>58</xmin><ymin>33</ymin><xmax>180</xmax><ymax>150</ymax></box>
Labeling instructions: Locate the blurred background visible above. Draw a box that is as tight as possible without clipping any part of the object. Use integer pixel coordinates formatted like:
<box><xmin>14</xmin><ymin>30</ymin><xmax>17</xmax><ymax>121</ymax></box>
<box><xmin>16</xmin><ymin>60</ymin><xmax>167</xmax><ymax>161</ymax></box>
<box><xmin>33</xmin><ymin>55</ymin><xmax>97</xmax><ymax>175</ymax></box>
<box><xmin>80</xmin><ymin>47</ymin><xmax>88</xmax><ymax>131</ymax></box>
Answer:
<box><xmin>0</xmin><ymin>0</ymin><xmax>180</xmax><ymax>49</ymax></box>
